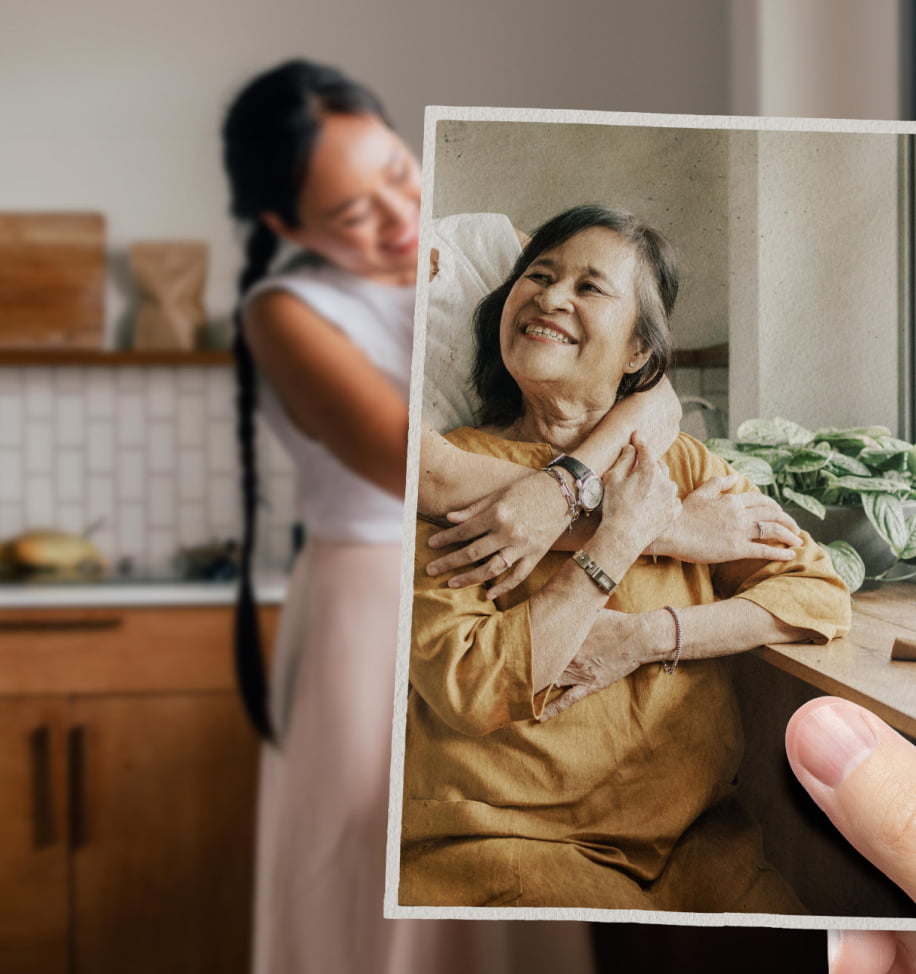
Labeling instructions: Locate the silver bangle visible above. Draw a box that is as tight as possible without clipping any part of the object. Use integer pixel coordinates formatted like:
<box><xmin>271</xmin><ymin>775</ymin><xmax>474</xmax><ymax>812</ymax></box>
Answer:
<box><xmin>571</xmin><ymin>549</ymin><xmax>616</xmax><ymax>595</ymax></box>
<box><xmin>662</xmin><ymin>605</ymin><xmax>682</xmax><ymax>675</ymax></box>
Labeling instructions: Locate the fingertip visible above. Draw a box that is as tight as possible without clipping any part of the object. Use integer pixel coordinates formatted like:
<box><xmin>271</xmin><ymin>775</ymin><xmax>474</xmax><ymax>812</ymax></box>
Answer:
<box><xmin>786</xmin><ymin>697</ymin><xmax>879</xmax><ymax>791</ymax></box>
<box><xmin>446</xmin><ymin>510</ymin><xmax>468</xmax><ymax>522</ymax></box>
<box><xmin>426</xmin><ymin>564</ymin><xmax>439</xmax><ymax>576</ymax></box>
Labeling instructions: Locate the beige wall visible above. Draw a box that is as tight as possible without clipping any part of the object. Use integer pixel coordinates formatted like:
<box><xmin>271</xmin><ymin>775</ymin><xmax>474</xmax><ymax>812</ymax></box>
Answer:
<box><xmin>432</xmin><ymin>120</ymin><xmax>731</xmax><ymax>351</ymax></box>
<box><xmin>728</xmin><ymin>129</ymin><xmax>902</xmax><ymax>434</ymax></box>
<box><xmin>431</xmin><ymin>115</ymin><xmax>905</xmax><ymax>434</ymax></box>
<box><xmin>0</xmin><ymin>0</ymin><xmax>731</xmax><ymax>344</ymax></box>
<box><xmin>730</xmin><ymin>0</ymin><xmax>902</xmax><ymax>118</ymax></box>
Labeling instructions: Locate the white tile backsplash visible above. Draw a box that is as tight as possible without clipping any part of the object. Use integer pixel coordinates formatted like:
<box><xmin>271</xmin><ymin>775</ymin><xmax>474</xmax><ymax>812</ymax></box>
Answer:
<box><xmin>146</xmin><ymin>369</ymin><xmax>175</xmax><ymax>418</ymax></box>
<box><xmin>208</xmin><ymin>474</ymin><xmax>240</xmax><ymax>531</ymax></box>
<box><xmin>56</xmin><ymin>394</ymin><xmax>85</xmax><ymax>446</ymax></box>
<box><xmin>54</xmin><ymin>369</ymin><xmax>83</xmax><ymax>394</ymax></box>
<box><xmin>207</xmin><ymin>419</ymin><xmax>236</xmax><ymax>473</ymax></box>
<box><xmin>0</xmin><ymin>365</ymin><xmax>296</xmax><ymax>572</ymax></box>
<box><xmin>86</xmin><ymin>475</ymin><xmax>115</xmax><ymax>527</ymax></box>
<box><xmin>117</xmin><ymin>448</ymin><xmax>146</xmax><ymax>501</ymax></box>
<box><xmin>0</xmin><ymin>394</ymin><xmax>23</xmax><ymax>446</ymax></box>
<box><xmin>0</xmin><ymin>450</ymin><xmax>22</xmax><ymax>502</ymax></box>
<box><xmin>117</xmin><ymin>503</ymin><xmax>146</xmax><ymax>563</ymax></box>
<box><xmin>86</xmin><ymin>420</ymin><xmax>115</xmax><ymax>472</ymax></box>
<box><xmin>147</xmin><ymin>475</ymin><xmax>175</xmax><ymax>528</ymax></box>
<box><xmin>147</xmin><ymin>422</ymin><xmax>175</xmax><ymax>473</ymax></box>
<box><xmin>177</xmin><ymin>448</ymin><xmax>206</xmax><ymax>501</ymax></box>
<box><xmin>0</xmin><ymin>503</ymin><xmax>21</xmax><ymax>536</ymax></box>
<box><xmin>86</xmin><ymin>368</ymin><xmax>114</xmax><ymax>418</ymax></box>
<box><xmin>116</xmin><ymin>368</ymin><xmax>144</xmax><ymax>393</ymax></box>
<box><xmin>25</xmin><ymin>420</ymin><xmax>53</xmax><ymax>474</ymax></box>
<box><xmin>117</xmin><ymin>395</ymin><xmax>145</xmax><ymax>446</ymax></box>
<box><xmin>57</xmin><ymin>502</ymin><xmax>85</xmax><ymax>535</ymax></box>
<box><xmin>177</xmin><ymin>368</ymin><xmax>206</xmax><ymax>393</ymax></box>
<box><xmin>25</xmin><ymin>475</ymin><xmax>54</xmax><ymax>526</ymax></box>
<box><xmin>57</xmin><ymin>450</ymin><xmax>84</xmax><ymax>501</ymax></box>
<box><xmin>176</xmin><ymin>393</ymin><xmax>207</xmax><ymax>448</ymax></box>
<box><xmin>177</xmin><ymin>501</ymin><xmax>208</xmax><ymax>545</ymax></box>
<box><xmin>25</xmin><ymin>370</ymin><xmax>53</xmax><ymax>417</ymax></box>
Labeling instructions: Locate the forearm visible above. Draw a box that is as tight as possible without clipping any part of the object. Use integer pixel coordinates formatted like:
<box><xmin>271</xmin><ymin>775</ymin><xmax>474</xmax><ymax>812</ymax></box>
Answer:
<box><xmin>573</xmin><ymin>378</ymin><xmax>680</xmax><ymax>475</ymax></box>
<box><xmin>529</xmin><ymin>525</ymin><xmax>643</xmax><ymax>691</ymax></box>
<box><xmin>589</xmin><ymin>597</ymin><xmax>813</xmax><ymax>668</ymax></box>
<box><xmin>417</xmin><ymin>422</ymin><xmax>522</xmax><ymax>515</ymax></box>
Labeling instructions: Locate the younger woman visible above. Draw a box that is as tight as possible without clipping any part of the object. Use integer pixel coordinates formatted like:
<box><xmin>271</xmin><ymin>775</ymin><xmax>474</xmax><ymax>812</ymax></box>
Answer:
<box><xmin>222</xmin><ymin>58</ymin><xmax>802</xmax><ymax>973</ymax></box>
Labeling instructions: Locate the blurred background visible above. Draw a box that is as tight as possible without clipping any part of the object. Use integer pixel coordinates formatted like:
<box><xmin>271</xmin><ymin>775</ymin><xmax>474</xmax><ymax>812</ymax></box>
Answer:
<box><xmin>0</xmin><ymin>1</ymin><xmax>911</xmax><ymax>972</ymax></box>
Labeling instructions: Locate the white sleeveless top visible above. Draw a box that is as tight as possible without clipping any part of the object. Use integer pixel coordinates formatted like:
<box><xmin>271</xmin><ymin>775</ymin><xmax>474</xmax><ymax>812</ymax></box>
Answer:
<box><xmin>246</xmin><ymin>263</ymin><xmax>415</xmax><ymax>543</ymax></box>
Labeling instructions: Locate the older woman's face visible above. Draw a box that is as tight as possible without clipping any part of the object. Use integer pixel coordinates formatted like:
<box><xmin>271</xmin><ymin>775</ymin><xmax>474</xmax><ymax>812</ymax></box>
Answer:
<box><xmin>499</xmin><ymin>227</ymin><xmax>649</xmax><ymax>408</ymax></box>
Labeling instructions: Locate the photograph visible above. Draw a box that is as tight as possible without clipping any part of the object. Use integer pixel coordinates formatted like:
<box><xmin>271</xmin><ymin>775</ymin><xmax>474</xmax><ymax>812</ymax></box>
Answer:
<box><xmin>387</xmin><ymin>106</ymin><xmax>916</xmax><ymax>927</ymax></box>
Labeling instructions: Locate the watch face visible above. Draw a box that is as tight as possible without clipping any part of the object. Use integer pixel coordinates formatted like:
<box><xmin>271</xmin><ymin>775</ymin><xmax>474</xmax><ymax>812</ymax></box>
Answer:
<box><xmin>580</xmin><ymin>477</ymin><xmax>603</xmax><ymax>511</ymax></box>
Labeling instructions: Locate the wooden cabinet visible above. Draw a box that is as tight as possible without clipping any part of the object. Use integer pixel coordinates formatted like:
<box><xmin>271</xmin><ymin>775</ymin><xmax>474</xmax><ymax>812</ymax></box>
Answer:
<box><xmin>0</xmin><ymin>603</ymin><xmax>278</xmax><ymax>974</ymax></box>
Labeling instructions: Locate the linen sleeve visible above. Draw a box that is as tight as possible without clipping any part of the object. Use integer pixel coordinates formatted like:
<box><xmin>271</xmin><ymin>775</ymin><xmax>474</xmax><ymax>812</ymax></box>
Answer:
<box><xmin>410</xmin><ymin>518</ymin><xmax>539</xmax><ymax>736</ymax></box>
<box><xmin>670</xmin><ymin>436</ymin><xmax>853</xmax><ymax>642</ymax></box>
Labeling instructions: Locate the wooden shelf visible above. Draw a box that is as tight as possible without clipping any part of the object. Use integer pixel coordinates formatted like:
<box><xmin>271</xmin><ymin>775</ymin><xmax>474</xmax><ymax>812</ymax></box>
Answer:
<box><xmin>0</xmin><ymin>348</ymin><xmax>232</xmax><ymax>366</ymax></box>
<box><xmin>672</xmin><ymin>343</ymin><xmax>729</xmax><ymax>368</ymax></box>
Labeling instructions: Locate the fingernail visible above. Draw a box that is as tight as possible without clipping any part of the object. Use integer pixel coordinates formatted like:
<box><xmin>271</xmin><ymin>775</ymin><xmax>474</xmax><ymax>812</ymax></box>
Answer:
<box><xmin>795</xmin><ymin>702</ymin><xmax>878</xmax><ymax>788</ymax></box>
<box><xmin>448</xmin><ymin>578</ymin><xmax>460</xmax><ymax>588</ymax></box>
<box><xmin>427</xmin><ymin>565</ymin><xmax>438</xmax><ymax>576</ymax></box>
<box><xmin>827</xmin><ymin>929</ymin><xmax>842</xmax><ymax>969</ymax></box>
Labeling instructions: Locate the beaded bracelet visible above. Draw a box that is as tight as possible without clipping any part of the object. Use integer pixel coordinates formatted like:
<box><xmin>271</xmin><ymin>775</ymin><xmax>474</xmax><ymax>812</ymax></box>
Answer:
<box><xmin>662</xmin><ymin>605</ymin><xmax>682</xmax><ymax>675</ymax></box>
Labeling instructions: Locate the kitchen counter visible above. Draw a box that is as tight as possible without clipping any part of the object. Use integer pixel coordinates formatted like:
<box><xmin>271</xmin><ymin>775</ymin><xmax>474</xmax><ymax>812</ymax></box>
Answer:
<box><xmin>0</xmin><ymin>573</ymin><xmax>287</xmax><ymax>609</ymax></box>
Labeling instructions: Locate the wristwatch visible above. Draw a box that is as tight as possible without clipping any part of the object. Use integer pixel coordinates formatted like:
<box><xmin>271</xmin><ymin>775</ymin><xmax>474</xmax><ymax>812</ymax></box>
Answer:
<box><xmin>571</xmin><ymin>549</ymin><xmax>617</xmax><ymax>595</ymax></box>
<box><xmin>546</xmin><ymin>454</ymin><xmax>604</xmax><ymax>514</ymax></box>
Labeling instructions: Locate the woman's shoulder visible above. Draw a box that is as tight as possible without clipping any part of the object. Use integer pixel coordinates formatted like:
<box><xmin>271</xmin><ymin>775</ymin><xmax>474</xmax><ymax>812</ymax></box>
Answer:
<box><xmin>664</xmin><ymin>431</ymin><xmax>732</xmax><ymax>488</ymax></box>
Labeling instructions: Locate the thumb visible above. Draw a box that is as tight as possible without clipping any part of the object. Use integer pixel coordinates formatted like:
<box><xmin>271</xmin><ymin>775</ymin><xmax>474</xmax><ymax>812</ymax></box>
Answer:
<box><xmin>786</xmin><ymin>697</ymin><xmax>916</xmax><ymax>900</ymax></box>
<box><xmin>691</xmin><ymin>474</ymin><xmax>738</xmax><ymax>499</ymax></box>
<box><xmin>446</xmin><ymin>497</ymin><xmax>486</xmax><ymax>522</ymax></box>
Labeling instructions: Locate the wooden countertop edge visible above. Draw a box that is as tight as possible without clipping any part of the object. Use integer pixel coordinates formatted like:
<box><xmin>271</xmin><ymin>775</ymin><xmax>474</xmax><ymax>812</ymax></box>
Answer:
<box><xmin>752</xmin><ymin>644</ymin><xmax>916</xmax><ymax>738</ymax></box>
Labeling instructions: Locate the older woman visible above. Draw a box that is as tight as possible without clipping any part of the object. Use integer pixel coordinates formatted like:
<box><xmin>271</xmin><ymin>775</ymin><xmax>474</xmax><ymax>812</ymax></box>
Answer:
<box><xmin>401</xmin><ymin>204</ymin><xmax>851</xmax><ymax>913</ymax></box>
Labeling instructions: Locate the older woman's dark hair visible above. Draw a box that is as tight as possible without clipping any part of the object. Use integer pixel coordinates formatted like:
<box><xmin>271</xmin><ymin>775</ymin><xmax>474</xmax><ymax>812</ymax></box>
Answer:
<box><xmin>472</xmin><ymin>204</ymin><xmax>678</xmax><ymax>427</ymax></box>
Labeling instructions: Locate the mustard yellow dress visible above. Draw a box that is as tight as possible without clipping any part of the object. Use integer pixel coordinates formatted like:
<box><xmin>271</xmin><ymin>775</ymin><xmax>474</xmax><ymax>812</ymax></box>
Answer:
<box><xmin>401</xmin><ymin>429</ymin><xmax>851</xmax><ymax>912</ymax></box>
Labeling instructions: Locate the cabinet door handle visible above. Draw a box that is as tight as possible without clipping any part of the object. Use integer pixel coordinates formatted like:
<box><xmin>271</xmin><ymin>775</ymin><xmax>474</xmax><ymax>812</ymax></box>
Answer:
<box><xmin>67</xmin><ymin>725</ymin><xmax>88</xmax><ymax>849</ymax></box>
<box><xmin>0</xmin><ymin>617</ymin><xmax>123</xmax><ymax>632</ymax></box>
<box><xmin>30</xmin><ymin>725</ymin><xmax>56</xmax><ymax>849</ymax></box>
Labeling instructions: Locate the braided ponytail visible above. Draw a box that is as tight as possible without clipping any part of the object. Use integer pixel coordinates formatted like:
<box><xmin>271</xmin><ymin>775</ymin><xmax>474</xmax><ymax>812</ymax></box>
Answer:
<box><xmin>233</xmin><ymin>222</ymin><xmax>279</xmax><ymax>741</ymax></box>
<box><xmin>222</xmin><ymin>60</ymin><xmax>389</xmax><ymax>740</ymax></box>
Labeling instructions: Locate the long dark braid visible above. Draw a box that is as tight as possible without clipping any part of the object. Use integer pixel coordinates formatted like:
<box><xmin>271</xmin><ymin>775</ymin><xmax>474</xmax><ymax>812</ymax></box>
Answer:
<box><xmin>232</xmin><ymin>223</ymin><xmax>279</xmax><ymax>740</ymax></box>
<box><xmin>222</xmin><ymin>60</ymin><xmax>388</xmax><ymax>740</ymax></box>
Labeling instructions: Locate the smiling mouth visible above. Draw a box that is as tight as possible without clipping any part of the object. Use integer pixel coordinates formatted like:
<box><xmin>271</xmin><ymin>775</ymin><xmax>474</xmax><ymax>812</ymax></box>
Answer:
<box><xmin>521</xmin><ymin>322</ymin><xmax>576</xmax><ymax>344</ymax></box>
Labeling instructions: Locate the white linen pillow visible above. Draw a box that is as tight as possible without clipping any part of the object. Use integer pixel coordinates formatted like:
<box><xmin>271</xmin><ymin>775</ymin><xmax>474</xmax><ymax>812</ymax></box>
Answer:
<box><xmin>422</xmin><ymin>213</ymin><xmax>522</xmax><ymax>433</ymax></box>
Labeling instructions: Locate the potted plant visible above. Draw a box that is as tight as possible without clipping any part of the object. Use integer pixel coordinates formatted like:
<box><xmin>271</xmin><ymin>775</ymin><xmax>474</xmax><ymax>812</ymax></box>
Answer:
<box><xmin>706</xmin><ymin>417</ymin><xmax>916</xmax><ymax>592</ymax></box>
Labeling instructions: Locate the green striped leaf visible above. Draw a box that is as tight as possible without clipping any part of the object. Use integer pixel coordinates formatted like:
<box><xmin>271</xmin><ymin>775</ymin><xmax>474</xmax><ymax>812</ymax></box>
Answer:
<box><xmin>728</xmin><ymin>455</ymin><xmax>775</xmax><ymax>486</ymax></box>
<box><xmin>782</xmin><ymin>487</ymin><xmax>826</xmax><ymax>519</ymax></box>
<box><xmin>862</xmin><ymin>493</ymin><xmax>908</xmax><ymax>555</ymax></box>
<box><xmin>825</xmin><ymin>540</ymin><xmax>866</xmax><ymax>593</ymax></box>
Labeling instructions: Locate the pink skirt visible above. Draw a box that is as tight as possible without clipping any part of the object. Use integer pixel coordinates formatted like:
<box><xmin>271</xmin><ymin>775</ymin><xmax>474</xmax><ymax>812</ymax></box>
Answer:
<box><xmin>252</xmin><ymin>538</ymin><xmax>594</xmax><ymax>974</ymax></box>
